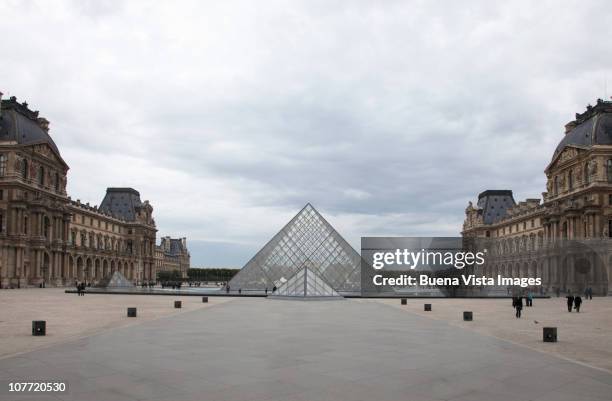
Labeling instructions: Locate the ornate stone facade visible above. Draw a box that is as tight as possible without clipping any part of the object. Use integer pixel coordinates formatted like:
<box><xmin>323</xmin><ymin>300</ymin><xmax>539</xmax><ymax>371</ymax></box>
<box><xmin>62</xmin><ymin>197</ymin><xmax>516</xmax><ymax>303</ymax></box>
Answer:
<box><xmin>463</xmin><ymin>99</ymin><xmax>612</xmax><ymax>295</ymax></box>
<box><xmin>0</xmin><ymin>94</ymin><xmax>180</xmax><ymax>288</ymax></box>
<box><xmin>154</xmin><ymin>237</ymin><xmax>190</xmax><ymax>279</ymax></box>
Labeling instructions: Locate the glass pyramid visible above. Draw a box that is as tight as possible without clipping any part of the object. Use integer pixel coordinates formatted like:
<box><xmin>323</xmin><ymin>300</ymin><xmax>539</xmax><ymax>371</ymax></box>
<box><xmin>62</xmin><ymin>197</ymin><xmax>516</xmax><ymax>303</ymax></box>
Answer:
<box><xmin>228</xmin><ymin>203</ymin><xmax>361</xmax><ymax>294</ymax></box>
<box><xmin>273</xmin><ymin>264</ymin><xmax>342</xmax><ymax>298</ymax></box>
<box><xmin>95</xmin><ymin>270</ymin><xmax>134</xmax><ymax>288</ymax></box>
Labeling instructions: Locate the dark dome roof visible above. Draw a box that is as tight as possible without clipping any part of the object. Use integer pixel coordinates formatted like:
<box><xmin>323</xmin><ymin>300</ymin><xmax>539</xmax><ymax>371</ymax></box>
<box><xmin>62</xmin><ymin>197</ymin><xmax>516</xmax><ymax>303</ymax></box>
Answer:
<box><xmin>0</xmin><ymin>96</ymin><xmax>62</xmax><ymax>157</ymax></box>
<box><xmin>553</xmin><ymin>100</ymin><xmax>612</xmax><ymax>159</ymax></box>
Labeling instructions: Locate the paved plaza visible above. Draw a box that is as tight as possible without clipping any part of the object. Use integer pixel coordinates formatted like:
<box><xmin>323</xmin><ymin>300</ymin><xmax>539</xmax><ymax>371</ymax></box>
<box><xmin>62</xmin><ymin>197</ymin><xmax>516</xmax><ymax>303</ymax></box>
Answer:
<box><xmin>1</xmin><ymin>295</ymin><xmax>612</xmax><ymax>401</ymax></box>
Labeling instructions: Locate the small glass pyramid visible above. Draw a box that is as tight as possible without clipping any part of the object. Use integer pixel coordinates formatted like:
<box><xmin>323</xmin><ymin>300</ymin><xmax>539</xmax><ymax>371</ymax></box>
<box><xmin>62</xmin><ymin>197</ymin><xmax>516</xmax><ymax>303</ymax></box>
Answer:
<box><xmin>95</xmin><ymin>270</ymin><xmax>134</xmax><ymax>288</ymax></box>
<box><xmin>228</xmin><ymin>203</ymin><xmax>361</xmax><ymax>294</ymax></box>
<box><xmin>273</xmin><ymin>263</ymin><xmax>342</xmax><ymax>298</ymax></box>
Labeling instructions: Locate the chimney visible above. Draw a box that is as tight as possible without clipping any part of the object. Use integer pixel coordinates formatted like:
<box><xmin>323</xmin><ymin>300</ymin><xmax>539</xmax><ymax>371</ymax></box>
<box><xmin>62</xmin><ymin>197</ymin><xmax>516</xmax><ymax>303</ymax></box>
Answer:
<box><xmin>181</xmin><ymin>237</ymin><xmax>187</xmax><ymax>249</ymax></box>
<box><xmin>564</xmin><ymin>121</ymin><xmax>577</xmax><ymax>134</ymax></box>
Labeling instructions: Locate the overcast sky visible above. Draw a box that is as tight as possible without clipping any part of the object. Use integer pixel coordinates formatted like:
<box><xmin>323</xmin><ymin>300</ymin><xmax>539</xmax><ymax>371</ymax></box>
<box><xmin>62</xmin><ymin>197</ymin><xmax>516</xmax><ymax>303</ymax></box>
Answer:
<box><xmin>1</xmin><ymin>1</ymin><xmax>611</xmax><ymax>266</ymax></box>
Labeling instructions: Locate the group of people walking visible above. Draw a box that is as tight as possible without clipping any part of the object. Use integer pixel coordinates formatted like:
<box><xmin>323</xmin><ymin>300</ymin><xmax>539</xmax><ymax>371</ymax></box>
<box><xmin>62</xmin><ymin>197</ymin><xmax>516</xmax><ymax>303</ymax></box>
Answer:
<box><xmin>75</xmin><ymin>282</ymin><xmax>87</xmax><ymax>296</ymax></box>
<box><xmin>566</xmin><ymin>292</ymin><xmax>583</xmax><ymax>312</ymax></box>
<box><xmin>512</xmin><ymin>289</ymin><xmax>591</xmax><ymax>317</ymax></box>
<box><xmin>512</xmin><ymin>292</ymin><xmax>533</xmax><ymax>318</ymax></box>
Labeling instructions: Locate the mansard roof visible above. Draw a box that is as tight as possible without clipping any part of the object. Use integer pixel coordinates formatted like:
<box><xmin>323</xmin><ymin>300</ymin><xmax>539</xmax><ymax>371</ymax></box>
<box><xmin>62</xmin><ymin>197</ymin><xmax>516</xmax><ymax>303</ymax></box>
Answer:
<box><xmin>476</xmin><ymin>190</ymin><xmax>516</xmax><ymax>225</ymax></box>
<box><xmin>553</xmin><ymin>99</ymin><xmax>612</xmax><ymax>159</ymax></box>
<box><xmin>0</xmin><ymin>96</ymin><xmax>67</xmax><ymax>167</ymax></box>
<box><xmin>99</xmin><ymin>187</ymin><xmax>143</xmax><ymax>221</ymax></box>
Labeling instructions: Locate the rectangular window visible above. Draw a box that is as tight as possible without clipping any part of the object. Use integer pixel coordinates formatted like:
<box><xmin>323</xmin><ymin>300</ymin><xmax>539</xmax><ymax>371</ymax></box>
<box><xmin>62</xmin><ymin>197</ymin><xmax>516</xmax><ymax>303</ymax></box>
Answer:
<box><xmin>0</xmin><ymin>154</ymin><xmax>7</xmax><ymax>176</ymax></box>
<box><xmin>609</xmin><ymin>194</ymin><xmax>612</xmax><ymax>205</ymax></box>
<box><xmin>0</xmin><ymin>190</ymin><xmax>3</xmax><ymax>200</ymax></box>
<box><xmin>531</xmin><ymin>219</ymin><xmax>534</xmax><ymax>228</ymax></box>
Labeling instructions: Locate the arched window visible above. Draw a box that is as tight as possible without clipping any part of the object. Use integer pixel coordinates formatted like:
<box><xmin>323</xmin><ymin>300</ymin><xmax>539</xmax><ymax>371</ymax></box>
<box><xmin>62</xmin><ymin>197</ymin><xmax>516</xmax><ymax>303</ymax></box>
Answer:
<box><xmin>21</xmin><ymin>159</ymin><xmax>28</xmax><ymax>179</ymax></box>
<box><xmin>38</xmin><ymin>166</ymin><xmax>44</xmax><ymax>186</ymax></box>
<box><xmin>0</xmin><ymin>154</ymin><xmax>7</xmax><ymax>176</ymax></box>
<box><xmin>607</xmin><ymin>159</ymin><xmax>612</xmax><ymax>183</ymax></box>
<box><xmin>568</xmin><ymin>169</ymin><xmax>573</xmax><ymax>190</ymax></box>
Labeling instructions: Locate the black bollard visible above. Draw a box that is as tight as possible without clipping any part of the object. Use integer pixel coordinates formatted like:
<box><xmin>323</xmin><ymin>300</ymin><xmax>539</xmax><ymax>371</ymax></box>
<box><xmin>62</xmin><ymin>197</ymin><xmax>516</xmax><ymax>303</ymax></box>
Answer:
<box><xmin>543</xmin><ymin>327</ymin><xmax>557</xmax><ymax>342</ymax></box>
<box><xmin>401</xmin><ymin>298</ymin><xmax>407</xmax><ymax>305</ymax></box>
<box><xmin>174</xmin><ymin>300</ymin><xmax>182</xmax><ymax>309</ymax></box>
<box><xmin>127</xmin><ymin>307</ymin><xmax>137</xmax><ymax>317</ymax></box>
<box><xmin>463</xmin><ymin>311</ymin><xmax>473</xmax><ymax>321</ymax></box>
<box><xmin>32</xmin><ymin>321</ymin><xmax>46</xmax><ymax>336</ymax></box>
<box><xmin>424</xmin><ymin>303</ymin><xmax>432</xmax><ymax>311</ymax></box>
<box><xmin>202</xmin><ymin>296</ymin><xmax>208</xmax><ymax>303</ymax></box>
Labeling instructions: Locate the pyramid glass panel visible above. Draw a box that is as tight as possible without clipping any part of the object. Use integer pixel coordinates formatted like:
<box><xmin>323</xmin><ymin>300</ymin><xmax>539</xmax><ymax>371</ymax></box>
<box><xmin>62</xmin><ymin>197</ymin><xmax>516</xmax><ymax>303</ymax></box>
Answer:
<box><xmin>228</xmin><ymin>204</ymin><xmax>361</xmax><ymax>293</ymax></box>
<box><xmin>95</xmin><ymin>271</ymin><xmax>134</xmax><ymax>288</ymax></box>
<box><xmin>273</xmin><ymin>265</ymin><xmax>341</xmax><ymax>298</ymax></box>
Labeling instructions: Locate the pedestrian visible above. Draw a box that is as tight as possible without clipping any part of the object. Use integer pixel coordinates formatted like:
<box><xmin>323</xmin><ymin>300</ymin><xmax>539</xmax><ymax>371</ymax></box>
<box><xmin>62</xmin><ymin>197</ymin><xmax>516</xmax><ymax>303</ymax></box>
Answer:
<box><xmin>226</xmin><ymin>284</ymin><xmax>230</xmax><ymax>294</ymax></box>
<box><xmin>527</xmin><ymin>291</ymin><xmax>533</xmax><ymax>307</ymax></box>
<box><xmin>265</xmin><ymin>287</ymin><xmax>268</xmax><ymax>295</ymax></box>
<box><xmin>556</xmin><ymin>287</ymin><xmax>561</xmax><ymax>297</ymax></box>
<box><xmin>513</xmin><ymin>296</ymin><xmax>523</xmax><ymax>318</ymax></box>
<box><xmin>574</xmin><ymin>295</ymin><xmax>582</xmax><ymax>312</ymax></box>
<box><xmin>238</xmin><ymin>288</ymin><xmax>242</xmax><ymax>294</ymax></box>
<box><xmin>566</xmin><ymin>292</ymin><xmax>574</xmax><ymax>312</ymax></box>
<box><xmin>588</xmin><ymin>287</ymin><xmax>593</xmax><ymax>300</ymax></box>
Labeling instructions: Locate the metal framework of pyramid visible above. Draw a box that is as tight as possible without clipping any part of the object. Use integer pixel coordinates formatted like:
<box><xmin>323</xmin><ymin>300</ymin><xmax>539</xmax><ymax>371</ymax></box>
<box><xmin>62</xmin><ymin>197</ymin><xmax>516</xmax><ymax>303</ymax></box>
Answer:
<box><xmin>228</xmin><ymin>203</ymin><xmax>361</xmax><ymax>294</ymax></box>
<box><xmin>272</xmin><ymin>264</ymin><xmax>342</xmax><ymax>298</ymax></box>
<box><xmin>95</xmin><ymin>270</ymin><xmax>134</xmax><ymax>288</ymax></box>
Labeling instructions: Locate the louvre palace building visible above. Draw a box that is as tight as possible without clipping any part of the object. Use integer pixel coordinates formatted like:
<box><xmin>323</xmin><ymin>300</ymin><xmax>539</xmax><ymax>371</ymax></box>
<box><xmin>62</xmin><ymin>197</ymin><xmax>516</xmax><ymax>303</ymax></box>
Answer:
<box><xmin>0</xmin><ymin>93</ymin><xmax>189</xmax><ymax>288</ymax></box>
<box><xmin>463</xmin><ymin>99</ymin><xmax>612</xmax><ymax>296</ymax></box>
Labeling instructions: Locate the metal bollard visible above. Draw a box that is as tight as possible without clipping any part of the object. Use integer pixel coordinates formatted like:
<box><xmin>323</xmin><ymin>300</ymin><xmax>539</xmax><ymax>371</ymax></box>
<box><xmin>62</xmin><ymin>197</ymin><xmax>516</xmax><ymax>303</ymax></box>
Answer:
<box><xmin>32</xmin><ymin>321</ymin><xmax>46</xmax><ymax>336</ymax></box>
<box><xmin>543</xmin><ymin>327</ymin><xmax>557</xmax><ymax>342</ymax></box>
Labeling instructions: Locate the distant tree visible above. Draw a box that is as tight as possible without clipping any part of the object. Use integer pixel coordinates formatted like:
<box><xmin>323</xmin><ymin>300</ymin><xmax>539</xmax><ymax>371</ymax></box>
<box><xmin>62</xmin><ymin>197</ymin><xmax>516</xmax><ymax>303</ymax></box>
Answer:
<box><xmin>157</xmin><ymin>269</ymin><xmax>182</xmax><ymax>282</ymax></box>
<box><xmin>187</xmin><ymin>268</ymin><xmax>240</xmax><ymax>282</ymax></box>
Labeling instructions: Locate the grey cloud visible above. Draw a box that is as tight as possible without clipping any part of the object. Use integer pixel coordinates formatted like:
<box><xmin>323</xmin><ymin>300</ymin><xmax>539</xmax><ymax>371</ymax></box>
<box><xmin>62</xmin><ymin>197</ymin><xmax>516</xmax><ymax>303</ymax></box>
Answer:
<box><xmin>1</xmin><ymin>1</ymin><xmax>611</xmax><ymax>265</ymax></box>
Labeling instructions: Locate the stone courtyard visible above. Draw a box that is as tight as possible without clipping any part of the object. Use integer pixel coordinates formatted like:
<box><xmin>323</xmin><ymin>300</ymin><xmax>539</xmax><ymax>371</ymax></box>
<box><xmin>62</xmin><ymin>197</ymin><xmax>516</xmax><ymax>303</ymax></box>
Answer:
<box><xmin>1</xmin><ymin>291</ymin><xmax>612</xmax><ymax>401</ymax></box>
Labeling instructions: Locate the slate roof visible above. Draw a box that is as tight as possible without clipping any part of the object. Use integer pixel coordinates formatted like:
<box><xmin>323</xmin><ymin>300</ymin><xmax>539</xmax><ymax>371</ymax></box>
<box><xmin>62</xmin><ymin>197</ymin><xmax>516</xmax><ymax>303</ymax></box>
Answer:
<box><xmin>553</xmin><ymin>99</ymin><xmax>612</xmax><ymax>159</ymax></box>
<box><xmin>0</xmin><ymin>96</ymin><xmax>64</xmax><ymax>163</ymax></box>
<box><xmin>99</xmin><ymin>188</ymin><xmax>143</xmax><ymax>221</ymax></box>
<box><xmin>476</xmin><ymin>190</ymin><xmax>516</xmax><ymax>225</ymax></box>
<box><xmin>159</xmin><ymin>237</ymin><xmax>187</xmax><ymax>256</ymax></box>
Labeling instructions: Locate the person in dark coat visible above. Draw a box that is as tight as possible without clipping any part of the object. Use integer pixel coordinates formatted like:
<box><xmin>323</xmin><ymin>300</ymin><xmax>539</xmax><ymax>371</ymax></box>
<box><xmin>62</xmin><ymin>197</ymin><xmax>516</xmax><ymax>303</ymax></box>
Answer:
<box><xmin>574</xmin><ymin>295</ymin><xmax>582</xmax><ymax>312</ymax></box>
<box><xmin>566</xmin><ymin>293</ymin><xmax>574</xmax><ymax>312</ymax></box>
<box><xmin>513</xmin><ymin>296</ymin><xmax>523</xmax><ymax>318</ymax></box>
